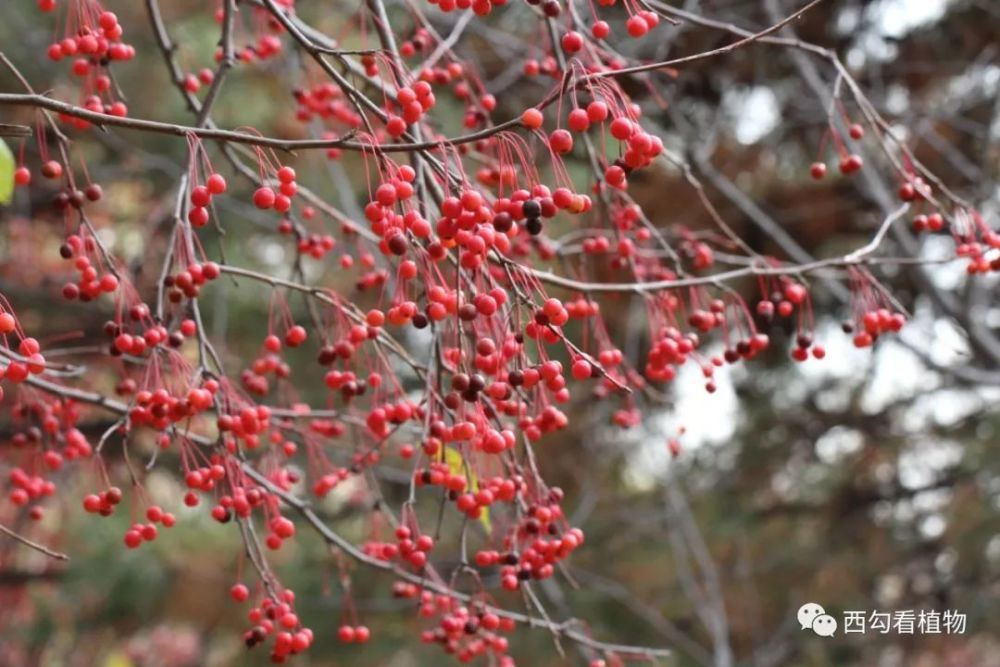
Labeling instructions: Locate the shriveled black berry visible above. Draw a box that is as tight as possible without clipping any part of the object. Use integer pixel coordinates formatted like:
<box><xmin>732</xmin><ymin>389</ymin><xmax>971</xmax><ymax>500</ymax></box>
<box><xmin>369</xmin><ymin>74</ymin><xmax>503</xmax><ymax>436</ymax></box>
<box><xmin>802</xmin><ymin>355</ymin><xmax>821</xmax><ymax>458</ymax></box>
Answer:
<box><xmin>522</xmin><ymin>199</ymin><xmax>541</xmax><ymax>218</ymax></box>
<box><xmin>492</xmin><ymin>212</ymin><xmax>513</xmax><ymax>233</ymax></box>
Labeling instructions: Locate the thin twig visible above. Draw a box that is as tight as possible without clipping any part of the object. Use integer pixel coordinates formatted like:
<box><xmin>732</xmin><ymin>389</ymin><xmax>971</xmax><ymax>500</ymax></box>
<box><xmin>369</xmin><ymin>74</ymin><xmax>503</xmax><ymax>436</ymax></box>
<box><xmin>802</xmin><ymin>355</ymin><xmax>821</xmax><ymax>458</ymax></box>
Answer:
<box><xmin>0</xmin><ymin>523</ymin><xmax>69</xmax><ymax>561</ymax></box>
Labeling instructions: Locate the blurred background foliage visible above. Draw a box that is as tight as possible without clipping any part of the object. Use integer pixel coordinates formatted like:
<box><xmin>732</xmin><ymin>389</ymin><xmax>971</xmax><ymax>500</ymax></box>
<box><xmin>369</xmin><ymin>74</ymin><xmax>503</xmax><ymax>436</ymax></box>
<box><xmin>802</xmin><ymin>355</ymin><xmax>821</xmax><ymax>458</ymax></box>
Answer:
<box><xmin>1</xmin><ymin>0</ymin><xmax>999</xmax><ymax>666</ymax></box>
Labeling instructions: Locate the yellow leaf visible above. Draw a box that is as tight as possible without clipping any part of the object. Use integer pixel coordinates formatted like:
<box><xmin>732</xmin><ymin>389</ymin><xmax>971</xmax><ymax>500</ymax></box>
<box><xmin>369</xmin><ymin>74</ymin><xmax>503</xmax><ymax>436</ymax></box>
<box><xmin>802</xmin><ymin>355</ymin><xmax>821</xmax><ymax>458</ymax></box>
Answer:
<box><xmin>444</xmin><ymin>446</ymin><xmax>491</xmax><ymax>533</ymax></box>
<box><xmin>0</xmin><ymin>139</ymin><xmax>14</xmax><ymax>205</ymax></box>
<box><xmin>103</xmin><ymin>652</ymin><xmax>134</xmax><ymax>667</ymax></box>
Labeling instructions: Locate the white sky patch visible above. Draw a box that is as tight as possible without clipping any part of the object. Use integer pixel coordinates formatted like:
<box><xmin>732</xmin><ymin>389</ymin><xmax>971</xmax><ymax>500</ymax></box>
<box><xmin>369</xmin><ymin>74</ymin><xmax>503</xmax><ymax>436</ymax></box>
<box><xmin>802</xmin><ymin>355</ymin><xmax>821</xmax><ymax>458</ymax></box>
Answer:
<box><xmin>623</xmin><ymin>350</ymin><xmax>740</xmax><ymax>488</ymax></box>
<box><xmin>618</xmin><ymin>0</ymin><xmax>987</xmax><ymax>489</ymax></box>
<box><xmin>987</xmin><ymin>536</ymin><xmax>1000</xmax><ymax>564</ymax></box>
<box><xmin>622</xmin><ymin>293</ymin><xmax>994</xmax><ymax>489</ymax></box>
<box><xmin>928</xmin><ymin>317</ymin><xmax>973</xmax><ymax>367</ymax></box>
<box><xmin>986</xmin><ymin>66</ymin><xmax>1000</xmax><ymax>141</ymax></box>
<box><xmin>815</xmin><ymin>426</ymin><xmax>864</xmax><ymax>464</ymax></box>
<box><xmin>884</xmin><ymin>84</ymin><xmax>911</xmax><ymax>115</ymax></box>
<box><xmin>96</xmin><ymin>226</ymin><xmax>117</xmax><ymax>252</ymax></box>
<box><xmin>988</xmin><ymin>307</ymin><xmax>1000</xmax><ymax>330</ymax></box>
<box><xmin>851</xmin><ymin>0</ymin><xmax>952</xmax><ymax>63</ymax></box>
<box><xmin>898</xmin><ymin>439</ymin><xmax>962</xmax><ymax>490</ymax></box>
<box><xmin>661</xmin><ymin>355</ymin><xmax>740</xmax><ymax>445</ymax></box>
<box><xmin>256</xmin><ymin>238</ymin><xmax>287</xmax><ymax>267</ymax></box>
<box><xmin>870</xmin><ymin>0</ymin><xmax>951</xmax><ymax>39</ymax></box>
<box><xmin>797</xmin><ymin>321</ymin><xmax>871</xmax><ymax>384</ymax></box>
<box><xmin>622</xmin><ymin>425</ymin><xmax>669</xmax><ymax>491</ymax></box>
<box><xmin>860</xmin><ymin>341</ymin><xmax>923</xmax><ymax>413</ymax></box>
<box><xmin>846</xmin><ymin>47</ymin><xmax>868</xmax><ymax>70</ymax></box>
<box><xmin>836</xmin><ymin>5</ymin><xmax>862</xmax><ymax>35</ymax></box>
<box><xmin>919</xmin><ymin>514</ymin><xmax>947</xmax><ymax>540</ymax></box>
<box><xmin>729</xmin><ymin>87</ymin><xmax>781</xmax><ymax>145</ymax></box>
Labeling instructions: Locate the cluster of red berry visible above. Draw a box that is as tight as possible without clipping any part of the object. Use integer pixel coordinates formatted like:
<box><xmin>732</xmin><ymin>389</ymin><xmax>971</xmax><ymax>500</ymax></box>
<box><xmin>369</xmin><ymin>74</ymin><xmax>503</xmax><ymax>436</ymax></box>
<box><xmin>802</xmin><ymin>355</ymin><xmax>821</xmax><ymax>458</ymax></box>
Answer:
<box><xmin>293</xmin><ymin>83</ymin><xmax>363</xmax><ymax>128</ymax></box>
<box><xmin>253</xmin><ymin>166</ymin><xmax>299</xmax><ymax>212</ymax></box>
<box><xmin>242</xmin><ymin>589</ymin><xmax>316</xmax><ymax>662</ymax></box>
<box><xmin>5</xmin><ymin>397</ymin><xmax>90</xmax><ymax>520</ymax></box>
<box><xmin>59</xmin><ymin>234</ymin><xmax>122</xmax><ymax>301</ymax></box>
<box><xmin>5</xmin><ymin>0</ymin><xmax>996</xmax><ymax>663</ymax></box>
<box><xmin>415</xmin><ymin>595</ymin><xmax>515</xmax><ymax>663</ymax></box>
<box><xmin>43</xmin><ymin>5</ymin><xmax>133</xmax><ymax>121</ymax></box>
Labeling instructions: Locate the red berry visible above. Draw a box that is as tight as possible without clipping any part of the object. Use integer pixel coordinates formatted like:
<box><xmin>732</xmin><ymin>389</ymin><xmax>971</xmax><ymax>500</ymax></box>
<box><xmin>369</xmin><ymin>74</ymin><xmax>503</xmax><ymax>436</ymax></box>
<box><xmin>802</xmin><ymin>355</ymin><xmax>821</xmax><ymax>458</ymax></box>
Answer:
<box><xmin>207</xmin><ymin>173</ymin><xmax>227</xmax><ymax>194</ymax></box>
<box><xmin>571</xmin><ymin>359</ymin><xmax>593</xmax><ymax>380</ymax></box>
<box><xmin>626</xmin><ymin>15</ymin><xmax>649</xmax><ymax>37</ymax></box>
<box><xmin>231</xmin><ymin>583</ymin><xmax>250</xmax><ymax>602</ymax></box>
<box><xmin>41</xmin><ymin>161</ymin><xmax>63</xmax><ymax>180</ymax></box>
<box><xmin>99</xmin><ymin>12</ymin><xmax>118</xmax><ymax>31</ymax></box>
<box><xmin>840</xmin><ymin>154</ymin><xmax>863</xmax><ymax>174</ymax></box>
<box><xmin>587</xmin><ymin>101</ymin><xmax>609</xmax><ymax>123</ymax></box>
<box><xmin>273</xmin><ymin>194</ymin><xmax>291</xmax><ymax>213</ymax></box>
<box><xmin>386</xmin><ymin>116</ymin><xmax>407</xmax><ymax>137</ymax></box>
<box><xmin>285</xmin><ymin>325</ymin><xmax>307</xmax><ymax>347</ymax></box>
<box><xmin>83</xmin><ymin>494</ymin><xmax>102</xmax><ymax>513</ymax></box>
<box><xmin>188</xmin><ymin>206</ymin><xmax>209</xmax><ymax>227</ymax></box>
<box><xmin>609</xmin><ymin>117</ymin><xmax>634</xmax><ymax>140</ymax></box>
<box><xmin>549</xmin><ymin>129</ymin><xmax>573</xmax><ymax>154</ymax></box>
<box><xmin>561</xmin><ymin>31</ymin><xmax>583</xmax><ymax>54</ymax></box>
<box><xmin>273</xmin><ymin>516</ymin><xmax>295</xmax><ymax>538</ymax></box>
<box><xmin>253</xmin><ymin>187</ymin><xmax>276</xmax><ymax>209</ymax></box>
<box><xmin>567</xmin><ymin>109</ymin><xmax>590</xmax><ymax>133</ymax></box>
<box><xmin>337</xmin><ymin>625</ymin><xmax>356</xmax><ymax>643</ymax></box>
<box><xmin>521</xmin><ymin>108</ymin><xmax>544</xmax><ymax>130</ymax></box>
